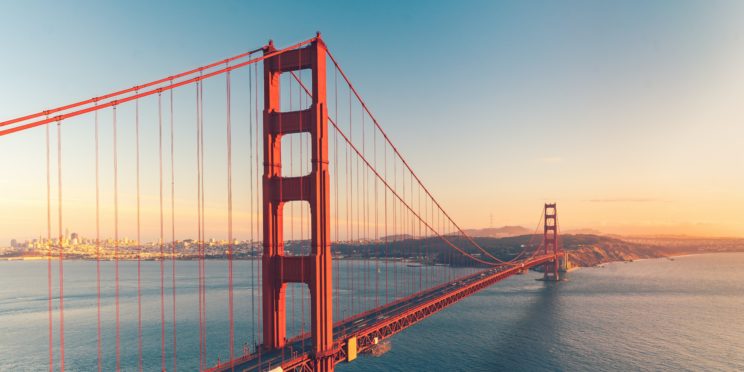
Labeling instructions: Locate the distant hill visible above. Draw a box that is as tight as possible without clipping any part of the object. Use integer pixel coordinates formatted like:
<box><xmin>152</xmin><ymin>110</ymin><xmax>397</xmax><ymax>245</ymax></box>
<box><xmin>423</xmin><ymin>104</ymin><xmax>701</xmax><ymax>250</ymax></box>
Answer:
<box><xmin>466</xmin><ymin>233</ymin><xmax>667</xmax><ymax>267</ymax></box>
<box><xmin>333</xmin><ymin>233</ymin><xmax>670</xmax><ymax>267</ymax></box>
<box><xmin>462</xmin><ymin>226</ymin><xmax>532</xmax><ymax>238</ymax></box>
<box><xmin>563</xmin><ymin>228</ymin><xmax>604</xmax><ymax>235</ymax></box>
<box><xmin>380</xmin><ymin>234</ymin><xmax>414</xmax><ymax>241</ymax></box>
<box><xmin>558</xmin><ymin>234</ymin><xmax>665</xmax><ymax>266</ymax></box>
<box><xmin>333</xmin><ymin>232</ymin><xmax>744</xmax><ymax>268</ymax></box>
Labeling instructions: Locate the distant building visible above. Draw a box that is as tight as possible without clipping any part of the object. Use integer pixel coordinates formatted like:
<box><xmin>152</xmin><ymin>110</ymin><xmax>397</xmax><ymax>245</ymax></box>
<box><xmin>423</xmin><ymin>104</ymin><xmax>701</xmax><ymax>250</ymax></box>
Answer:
<box><xmin>10</xmin><ymin>239</ymin><xmax>17</xmax><ymax>248</ymax></box>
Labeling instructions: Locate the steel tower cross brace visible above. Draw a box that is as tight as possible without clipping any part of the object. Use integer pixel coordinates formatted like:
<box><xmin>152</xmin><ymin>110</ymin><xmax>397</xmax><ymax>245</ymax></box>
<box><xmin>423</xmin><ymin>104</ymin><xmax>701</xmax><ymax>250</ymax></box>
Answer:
<box><xmin>543</xmin><ymin>203</ymin><xmax>560</xmax><ymax>281</ymax></box>
<box><xmin>262</xmin><ymin>36</ymin><xmax>335</xmax><ymax>371</ymax></box>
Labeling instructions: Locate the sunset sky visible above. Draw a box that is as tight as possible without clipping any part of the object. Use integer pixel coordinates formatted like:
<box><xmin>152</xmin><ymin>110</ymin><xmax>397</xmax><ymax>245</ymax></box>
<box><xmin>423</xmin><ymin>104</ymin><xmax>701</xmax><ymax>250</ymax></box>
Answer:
<box><xmin>1</xmin><ymin>1</ymin><xmax>743</xmax><ymax>242</ymax></box>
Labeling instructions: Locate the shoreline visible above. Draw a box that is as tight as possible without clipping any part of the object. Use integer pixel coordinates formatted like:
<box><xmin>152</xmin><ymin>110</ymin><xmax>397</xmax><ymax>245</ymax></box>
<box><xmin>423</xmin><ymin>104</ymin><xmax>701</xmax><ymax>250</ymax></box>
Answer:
<box><xmin>3</xmin><ymin>251</ymin><xmax>743</xmax><ymax>264</ymax></box>
<box><xmin>602</xmin><ymin>251</ymin><xmax>744</xmax><ymax>267</ymax></box>
<box><xmin>571</xmin><ymin>250</ymin><xmax>744</xmax><ymax>269</ymax></box>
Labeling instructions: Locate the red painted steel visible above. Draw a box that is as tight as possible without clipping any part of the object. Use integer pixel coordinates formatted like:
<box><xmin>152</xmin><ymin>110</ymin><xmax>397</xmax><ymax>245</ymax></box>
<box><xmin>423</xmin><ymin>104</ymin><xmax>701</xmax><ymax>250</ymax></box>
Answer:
<box><xmin>0</xmin><ymin>47</ymin><xmax>265</xmax><ymax>129</ymax></box>
<box><xmin>0</xmin><ymin>34</ymin><xmax>568</xmax><ymax>372</ymax></box>
<box><xmin>262</xmin><ymin>35</ymin><xmax>335</xmax><ymax>371</ymax></box>
<box><xmin>347</xmin><ymin>256</ymin><xmax>558</xmax><ymax>356</ymax></box>
<box><xmin>543</xmin><ymin>203</ymin><xmax>560</xmax><ymax>281</ymax></box>
<box><xmin>0</xmin><ymin>39</ymin><xmax>317</xmax><ymax>137</ymax></box>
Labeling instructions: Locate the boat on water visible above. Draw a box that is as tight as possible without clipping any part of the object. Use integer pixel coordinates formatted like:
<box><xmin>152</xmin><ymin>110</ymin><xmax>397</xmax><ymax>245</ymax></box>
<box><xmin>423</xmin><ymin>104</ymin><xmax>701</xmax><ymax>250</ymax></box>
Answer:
<box><xmin>369</xmin><ymin>341</ymin><xmax>391</xmax><ymax>357</ymax></box>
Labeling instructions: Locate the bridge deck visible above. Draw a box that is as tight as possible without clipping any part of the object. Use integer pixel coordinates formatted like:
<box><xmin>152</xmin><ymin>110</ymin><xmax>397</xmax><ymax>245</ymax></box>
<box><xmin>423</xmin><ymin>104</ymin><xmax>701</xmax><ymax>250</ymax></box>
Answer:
<box><xmin>209</xmin><ymin>254</ymin><xmax>558</xmax><ymax>372</ymax></box>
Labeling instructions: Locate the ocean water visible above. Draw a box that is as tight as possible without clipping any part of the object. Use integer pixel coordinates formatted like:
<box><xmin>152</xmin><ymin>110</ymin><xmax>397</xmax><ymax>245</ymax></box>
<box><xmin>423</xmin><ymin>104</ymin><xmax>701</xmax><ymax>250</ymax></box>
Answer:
<box><xmin>1</xmin><ymin>253</ymin><xmax>743</xmax><ymax>371</ymax></box>
<box><xmin>341</xmin><ymin>253</ymin><xmax>744</xmax><ymax>372</ymax></box>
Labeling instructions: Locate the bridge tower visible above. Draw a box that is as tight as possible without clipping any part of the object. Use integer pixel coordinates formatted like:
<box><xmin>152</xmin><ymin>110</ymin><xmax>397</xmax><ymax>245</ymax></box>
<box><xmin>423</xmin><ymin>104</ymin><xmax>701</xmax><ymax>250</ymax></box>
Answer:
<box><xmin>543</xmin><ymin>203</ymin><xmax>560</xmax><ymax>281</ymax></box>
<box><xmin>262</xmin><ymin>35</ymin><xmax>335</xmax><ymax>371</ymax></box>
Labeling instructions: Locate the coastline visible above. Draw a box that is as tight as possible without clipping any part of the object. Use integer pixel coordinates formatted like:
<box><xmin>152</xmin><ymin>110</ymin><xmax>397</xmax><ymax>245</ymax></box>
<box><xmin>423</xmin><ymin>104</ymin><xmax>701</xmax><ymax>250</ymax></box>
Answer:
<box><xmin>3</xmin><ymin>251</ymin><xmax>743</xmax><ymax>266</ymax></box>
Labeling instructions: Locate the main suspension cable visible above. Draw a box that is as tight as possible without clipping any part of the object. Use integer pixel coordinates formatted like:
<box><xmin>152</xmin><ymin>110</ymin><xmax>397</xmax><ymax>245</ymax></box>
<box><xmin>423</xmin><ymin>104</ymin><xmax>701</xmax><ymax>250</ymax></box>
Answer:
<box><xmin>323</xmin><ymin>48</ymin><xmax>511</xmax><ymax>264</ymax></box>
<box><xmin>288</xmin><ymin>71</ymin><xmax>514</xmax><ymax>267</ymax></box>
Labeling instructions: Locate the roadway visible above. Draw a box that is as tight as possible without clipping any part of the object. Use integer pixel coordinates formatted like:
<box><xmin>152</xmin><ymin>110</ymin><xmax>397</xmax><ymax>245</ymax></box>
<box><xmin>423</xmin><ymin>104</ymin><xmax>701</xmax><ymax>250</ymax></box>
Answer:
<box><xmin>210</xmin><ymin>254</ymin><xmax>557</xmax><ymax>372</ymax></box>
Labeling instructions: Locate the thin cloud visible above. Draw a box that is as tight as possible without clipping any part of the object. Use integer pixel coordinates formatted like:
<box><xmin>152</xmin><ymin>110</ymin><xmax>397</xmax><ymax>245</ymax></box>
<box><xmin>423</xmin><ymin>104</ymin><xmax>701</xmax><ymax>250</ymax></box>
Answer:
<box><xmin>586</xmin><ymin>198</ymin><xmax>663</xmax><ymax>203</ymax></box>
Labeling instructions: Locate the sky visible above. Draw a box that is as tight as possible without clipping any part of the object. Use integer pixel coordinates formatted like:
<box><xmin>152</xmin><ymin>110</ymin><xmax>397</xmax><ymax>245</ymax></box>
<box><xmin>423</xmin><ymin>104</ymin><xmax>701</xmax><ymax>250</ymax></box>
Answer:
<box><xmin>1</xmin><ymin>0</ymin><xmax>743</xmax><ymax>242</ymax></box>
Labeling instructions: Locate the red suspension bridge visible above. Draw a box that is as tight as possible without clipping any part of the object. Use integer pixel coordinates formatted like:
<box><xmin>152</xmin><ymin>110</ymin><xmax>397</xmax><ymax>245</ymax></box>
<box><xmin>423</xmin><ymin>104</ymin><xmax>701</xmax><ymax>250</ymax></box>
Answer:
<box><xmin>1</xmin><ymin>34</ymin><xmax>564</xmax><ymax>372</ymax></box>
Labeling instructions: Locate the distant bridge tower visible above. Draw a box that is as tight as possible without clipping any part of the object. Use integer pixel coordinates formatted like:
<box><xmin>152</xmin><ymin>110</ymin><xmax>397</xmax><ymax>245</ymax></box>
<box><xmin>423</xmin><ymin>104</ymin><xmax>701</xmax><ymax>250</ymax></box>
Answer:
<box><xmin>560</xmin><ymin>251</ymin><xmax>571</xmax><ymax>272</ymax></box>
<box><xmin>543</xmin><ymin>203</ymin><xmax>560</xmax><ymax>281</ymax></box>
<box><xmin>262</xmin><ymin>35</ymin><xmax>335</xmax><ymax>371</ymax></box>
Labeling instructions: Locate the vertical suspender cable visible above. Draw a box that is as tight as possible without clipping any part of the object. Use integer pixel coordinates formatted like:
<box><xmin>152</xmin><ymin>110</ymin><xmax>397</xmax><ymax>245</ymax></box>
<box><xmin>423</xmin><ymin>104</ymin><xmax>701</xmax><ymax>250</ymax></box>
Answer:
<box><xmin>296</xmin><ymin>64</ymin><xmax>301</xmax><ymax>346</ymax></box>
<box><xmin>289</xmin><ymin>72</ymin><xmax>296</xmax><ymax>342</ymax></box>
<box><xmin>362</xmin><ymin>106</ymin><xmax>368</xmax><ymax>311</ymax></box>
<box><xmin>195</xmin><ymin>81</ymin><xmax>204</xmax><ymax>369</ymax></box>
<box><xmin>198</xmin><ymin>82</ymin><xmax>203</xmax><ymax>367</ymax></box>
<box><xmin>158</xmin><ymin>92</ymin><xmax>166</xmax><ymax>371</ymax></box>
<box><xmin>299</xmin><ymin>63</ymin><xmax>306</xmax><ymax>352</ymax></box>
<box><xmin>203</xmin><ymin>78</ymin><xmax>209</xmax><ymax>368</ymax></box>
<box><xmin>333</xmin><ymin>67</ymin><xmax>340</xmax><ymax>320</ymax></box>
<box><xmin>384</xmin><ymin>136</ymin><xmax>388</xmax><ymax>304</ymax></box>
<box><xmin>135</xmin><ymin>95</ymin><xmax>143</xmax><ymax>372</ymax></box>
<box><xmin>422</xmin><ymin>185</ymin><xmax>427</xmax><ymax>286</ymax></box>
<box><xmin>417</xmin><ymin>177</ymin><xmax>421</xmax><ymax>292</ymax></box>
<box><xmin>57</xmin><ymin>120</ymin><xmax>65</xmax><ymax>372</ymax></box>
<box><xmin>200</xmin><ymin>78</ymin><xmax>207</xmax><ymax>368</ymax></box>
<box><xmin>94</xmin><ymin>107</ymin><xmax>102</xmax><ymax>372</ymax></box>
<box><xmin>349</xmin><ymin>99</ymin><xmax>361</xmax><ymax>314</ymax></box>
<box><xmin>226</xmin><ymin>67</ymin><xmax>235</xmax><ymax>369</ymax></box>
<box><xmin>347</xmin><ymin>82</ymin><xmax>353</xmax><ymax>316</ymax></box>
<box><xmin>373</xmin><ymin>120</ymin><xmax>379</xmax><ymax>308</ymax></box>
<box><xmin>433</xmin><ymin>198</ymin><xmax>438</xmax><ymax>283</ymax></box>
<box><xmin>417</xmin><ymin>185</ymin><xmax>434</xmax><ymax>288</ymax></box>
<box><xmin>248</xmin><ymin>62</ymin><xmax>256</xmax><ymax>349</ymax></box>
<box><xmin>401</xmin><ymin>141</ymin><xmax>406</xmax><ymax>297</ymax></box>
<box><xmin>355</xmin><ymin>98</ymin><xmax>361</xmax><ymax>310</ymax></box>
<box><xmin>113</xmin><ymin>105</ymin><xmax>120</xmax><ymax>371</ymax></box>
<box><xmin>46</xmin><ymin>121</ymin><xmax>53</xmax><ymax>372</ymax></box>
<box><xmin>425</xmin><ymin>190</ymin><xmax>429</xmax><ymax>287</ymax></box>
<box><xmin>254</xmin><ymin>62</ymin><xmax>262</xmax><ymax>349</ymax></box>
<box><xmin>410</xmin><ymin>172</ymin><xmax>414</xmax><ymax>295</ymax></box>
<box><xmin>393</xmin><ymin>157</ymin><xmax>397</xmax><ymax>299</ymax></box>
<box><xmin>170</xmin><ymin>84</ymin><xmax>178</xmax><ymax>372</ymax></box>
<box><xmin>344</xmin><ymin>86</ymin><xmax>350</xmax><ymax>318</ymax></box>
<box><xmin>402</xmin><ymin>169</ymin><xmax>407</xmax><ymax>297</ymax></box>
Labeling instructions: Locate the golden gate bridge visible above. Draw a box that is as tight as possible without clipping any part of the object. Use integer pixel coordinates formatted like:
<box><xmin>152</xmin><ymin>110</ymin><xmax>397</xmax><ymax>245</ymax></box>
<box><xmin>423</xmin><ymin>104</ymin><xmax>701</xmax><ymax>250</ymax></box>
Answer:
<box><xmin>0</xmin><ymin>34</ymin><xmax>564</xmax><ymax>372</ymax></box>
